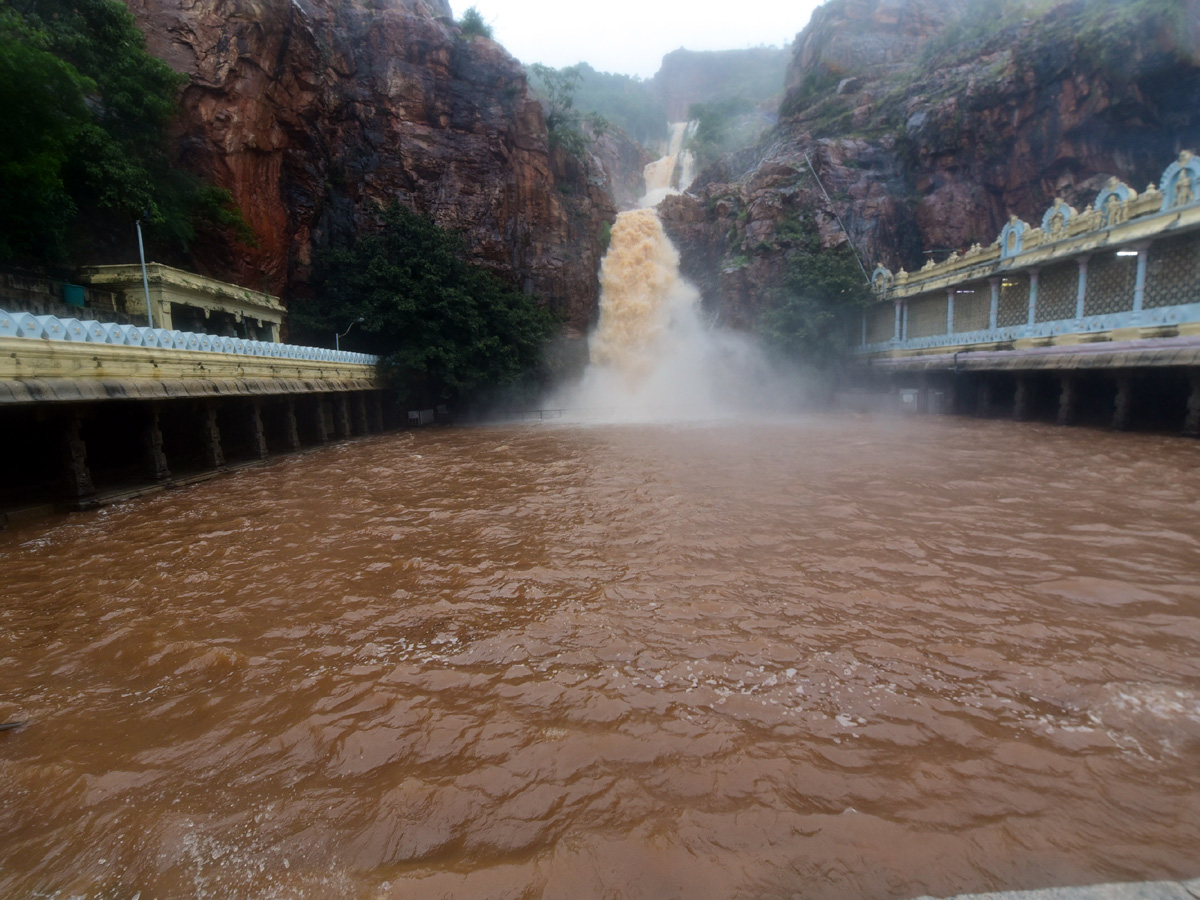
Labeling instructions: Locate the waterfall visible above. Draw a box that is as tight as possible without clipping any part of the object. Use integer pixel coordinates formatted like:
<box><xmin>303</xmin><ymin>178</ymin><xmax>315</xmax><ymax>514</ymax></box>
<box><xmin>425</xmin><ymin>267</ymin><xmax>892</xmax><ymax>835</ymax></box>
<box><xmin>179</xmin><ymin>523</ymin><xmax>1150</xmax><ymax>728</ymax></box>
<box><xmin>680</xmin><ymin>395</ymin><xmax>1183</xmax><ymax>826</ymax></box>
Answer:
<box><xmin>554</xmin><ymin>122</ymin><xmax>789</xmax><ymax>421</ymax></box>
<box><xmin>588</xmin><ymin>208</ymin><xmax>702</xmax><ymax>384</ymax></box>
<box><xmin>640</xmin><ymin>121</ymin><xmax>696</xmax><ymax>208</ymax></box>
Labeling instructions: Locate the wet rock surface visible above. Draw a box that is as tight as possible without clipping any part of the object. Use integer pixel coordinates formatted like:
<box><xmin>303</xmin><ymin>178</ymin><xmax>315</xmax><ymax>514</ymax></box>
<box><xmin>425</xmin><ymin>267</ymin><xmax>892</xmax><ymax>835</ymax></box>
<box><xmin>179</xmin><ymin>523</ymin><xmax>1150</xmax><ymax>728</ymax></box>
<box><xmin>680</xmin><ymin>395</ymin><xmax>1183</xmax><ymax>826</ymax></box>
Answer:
<box><xmin>665</xmin><ymin>0</ymin><xmax>1200</xmax><ymax>326</ymax></box>
<box><xmin>127</xmin><ymin>0</ymin><xmax>614</xmax><ymax>331</ymax></box>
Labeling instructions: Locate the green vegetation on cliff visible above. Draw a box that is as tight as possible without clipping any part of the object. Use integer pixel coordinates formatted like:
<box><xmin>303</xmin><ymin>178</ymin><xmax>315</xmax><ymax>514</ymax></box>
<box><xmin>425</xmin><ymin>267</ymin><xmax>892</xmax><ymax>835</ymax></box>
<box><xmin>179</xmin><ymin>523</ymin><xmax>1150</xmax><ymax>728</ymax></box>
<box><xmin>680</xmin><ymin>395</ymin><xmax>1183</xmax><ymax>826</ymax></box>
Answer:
<box><xmin>528</xmin><ymin>63</ymin><xmax>668</xmax><ymax>148</ymax></box>
<box><xmin>528</xmin><ymin>63</ymin><xmax>591</xmax><ymax>156</ymax></box>
<box><xmin>919</xmin><ymin>0</ymin><xmax>1191</xmax><ymax>69</ymax></box>
<box><xmin>456</xmin><ymin>6</ymin><xmax>492</xmax><ymax>40</ymax></box>
<box><xmin>757</xmin><ymin>213</ymin><xmax>871</xmax><ymax>371</ymax></box>
<box><xmin>686</xmin><ymin>97</ymin><xmax>759</xmax><ymax>167</ymax></box>
<box><xmin>295</xmin><ymin>204</ymin><xmax>556</xmax><ymax>407</ymax></box>
<box><xmin>0</xmin><ymin>0</ymin><xmax>250</xmax><ymax>268</ymax></box>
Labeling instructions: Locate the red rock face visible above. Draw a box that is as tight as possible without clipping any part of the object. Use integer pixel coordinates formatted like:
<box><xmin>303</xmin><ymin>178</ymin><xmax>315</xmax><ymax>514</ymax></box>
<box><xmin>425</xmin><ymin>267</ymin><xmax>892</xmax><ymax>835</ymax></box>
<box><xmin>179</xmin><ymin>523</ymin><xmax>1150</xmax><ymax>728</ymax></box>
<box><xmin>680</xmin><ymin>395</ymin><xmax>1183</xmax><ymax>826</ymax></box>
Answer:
<box><xmin>666</xmin><ymin>0</ymin><xmax>1200</xmax><ymax>326</ymax></box>
<box><xmin>788</xmin><ymin>0</ymin><xmax>967</xmax><ymax>86</ymax></box>
<box><xmin>125</xmin><ymin>0</ymin><xmax>613</xmax><ymax>332</ymax></box>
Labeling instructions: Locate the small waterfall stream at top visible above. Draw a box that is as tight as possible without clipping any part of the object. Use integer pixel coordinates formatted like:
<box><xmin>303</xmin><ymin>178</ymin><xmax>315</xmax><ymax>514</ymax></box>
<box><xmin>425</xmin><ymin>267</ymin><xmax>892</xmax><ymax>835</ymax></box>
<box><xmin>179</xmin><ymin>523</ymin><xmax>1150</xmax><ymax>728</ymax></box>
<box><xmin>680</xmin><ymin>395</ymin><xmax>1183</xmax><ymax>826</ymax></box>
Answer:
<box><xmin>640</xmin><ymin>121</ymin><xmax>697</xmax><ymax>208</ymax></box>
<box><xmin>555</xmin><ymin>122</ymin><xmax>791</xmax><ymax>421</ymax></box>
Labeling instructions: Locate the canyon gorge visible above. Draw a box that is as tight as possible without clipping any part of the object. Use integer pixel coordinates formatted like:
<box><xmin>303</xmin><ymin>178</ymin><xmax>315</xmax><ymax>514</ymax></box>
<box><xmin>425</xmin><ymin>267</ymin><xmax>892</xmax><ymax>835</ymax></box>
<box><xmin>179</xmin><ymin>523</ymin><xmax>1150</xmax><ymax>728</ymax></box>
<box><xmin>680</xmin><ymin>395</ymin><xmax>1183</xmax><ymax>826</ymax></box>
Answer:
<box><xmin>119</xmin><ymin>0</ymin><xmax>1200</xmax><ymax>343</ymax></box>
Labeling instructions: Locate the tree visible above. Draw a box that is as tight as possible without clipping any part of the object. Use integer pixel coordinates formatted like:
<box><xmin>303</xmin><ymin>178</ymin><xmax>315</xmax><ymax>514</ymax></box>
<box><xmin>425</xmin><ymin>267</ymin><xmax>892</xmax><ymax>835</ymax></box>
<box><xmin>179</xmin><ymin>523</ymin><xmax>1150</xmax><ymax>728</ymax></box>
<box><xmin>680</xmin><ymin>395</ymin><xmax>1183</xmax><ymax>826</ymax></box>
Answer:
<box><xmin>757</xmin><ymin>213</ymin><xmax>872</xmax><ymax>375</ymax></box>
<box><xmin>457</xmin><ymin>6</ymin><xmax>492</xmax><ymax>39</ymax></box>
<box><xmin>686</xmin><ymin>97</ymin><xmax>755</xmax><ymax>167</ymax></box>
<box><xmin>528</xmin><ymin>63</ymin><xmax>587</xmax><ymax>155</ymax></box>
<box><xmin>0</xmin><ymin>0</ymin><xmax>251</xmax><ymax>267</ymax></box>
<box><xmin>554</xmin><ymin>63</ymin><xmax>668</xmax><ymax>148</ymax></box>
<box><xmin>295</xmin><ymin>204</ymin><xmax>557</xmax><ymax>407</ymax></box>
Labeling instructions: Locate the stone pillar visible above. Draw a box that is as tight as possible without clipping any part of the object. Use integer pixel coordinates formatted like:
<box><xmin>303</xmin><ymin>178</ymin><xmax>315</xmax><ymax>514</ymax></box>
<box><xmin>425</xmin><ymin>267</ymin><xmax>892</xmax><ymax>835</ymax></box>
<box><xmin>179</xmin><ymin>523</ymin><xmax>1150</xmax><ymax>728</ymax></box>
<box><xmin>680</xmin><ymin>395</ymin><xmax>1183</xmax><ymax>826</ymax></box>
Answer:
<box><xmin>988</xmin><ymin>278</ymin><xmax>1000</xmax><ymax>330</ymax></box>
<box><xmin>944</xmin><ymin>377</ymin><xmax>958</xmax><ymax>414</ymax></box>
<box><xmin>281</xmin><ymin>399</ymin><xmax>301</xmax><ymax>451</ymax></box>
<box><xmin>353</xmin><ymin>393</ymin><xmax>370</xmax><ymax>435</ymax></box>
<box><xmin>1111</xmin><ymin>373</ymin><xmax>1133</xmax><ymax>431</ymax></box>
<box><xmin>1013</xmin><ymin>375</ymin><xmax>1031</xmax><ymax>422</ymax></box>
<box><xmin>1027</xmin><ymin>269</ymin><xmax>1040</xmax><ymax>327</ymax></box>
<box><xmin>333</xmin><ymin>395</ymin><xmax>352</xmax><ymax>439</ymax></box>
<box><xmin>370</xmin><ymin>393</ymin><xmax>385</xmax><ymax>433</ymax></box>
<box><xmin>901</xmin><ymin>301</ymin><xmax>909</xmax><ymax>343</ymax></box>
<box><xmin>976</xmin><ymin>379</ymin><xmax>992</xmax><ymax>418</ymax></box>
<box><xmin>247</xmin><ymin>400</ymin><xmax>269</xmax><ymax>459</ymax></box>
<box><xmin>143</xmin><ymin>406</ymin><xmax>170</xmax><ymax>482</ymax></box>
<box><xmin>312</xmin><ymin>398</ymin><xmax>330</xmax><ymax>444</ymax></box>
<box><xmin>60</xmin><ymin>411</ymin><xmax>95</xmax><ymax>502</ymax></box>
<box><xmin>1075</xmin><ymin>257</ymin><xmax>1089</xmax><ymax>320</ymax></box>
<box><xmin>946</xmin><ymin>289</ymin><xmax>955</xmax><ymax>335</ymax></box>
<box><xmin>200</xmin><ymin>401</ymin><xmax>225</xmax><ymax>468</ymax></box>
<box><xmin>1184</xmin><ymin>370</ymin><xmax>1200</xmax><ymax>437</ymax></box>
<box><xmin>1133</xmin><ymin>243</ymin><xmax>1151</xmax><ymax>313</ymax></box>
<box><xmin>1056</xmin><ymin>374</ymin><xmax>1077</xmax><ymax>427</ymax></box>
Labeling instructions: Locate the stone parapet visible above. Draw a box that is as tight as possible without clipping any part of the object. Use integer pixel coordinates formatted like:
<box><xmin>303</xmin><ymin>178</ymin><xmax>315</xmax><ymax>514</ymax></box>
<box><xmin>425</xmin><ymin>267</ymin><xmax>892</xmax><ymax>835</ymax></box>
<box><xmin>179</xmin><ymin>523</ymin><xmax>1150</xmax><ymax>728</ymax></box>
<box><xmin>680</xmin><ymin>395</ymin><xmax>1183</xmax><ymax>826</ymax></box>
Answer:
<box><xmin>0</xmin><ymin>335</ymin><xmax>380</xmax><ymax>406</ymax></box>
<box><xmin>909</xmin><ymin>878</ymin><xmax>1200</xmax><ymax>900</ymax></box>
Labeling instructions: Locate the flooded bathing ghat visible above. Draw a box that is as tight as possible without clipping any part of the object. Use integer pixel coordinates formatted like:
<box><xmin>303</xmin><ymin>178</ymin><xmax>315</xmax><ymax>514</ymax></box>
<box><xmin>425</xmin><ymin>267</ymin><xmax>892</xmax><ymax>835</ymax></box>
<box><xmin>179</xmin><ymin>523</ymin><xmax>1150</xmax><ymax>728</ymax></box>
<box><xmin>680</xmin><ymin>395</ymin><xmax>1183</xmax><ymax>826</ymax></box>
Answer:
<box><xmin>1</xmin><ymin>416</ymin><xmax>1198</xmax><ymax>899</ymax></box>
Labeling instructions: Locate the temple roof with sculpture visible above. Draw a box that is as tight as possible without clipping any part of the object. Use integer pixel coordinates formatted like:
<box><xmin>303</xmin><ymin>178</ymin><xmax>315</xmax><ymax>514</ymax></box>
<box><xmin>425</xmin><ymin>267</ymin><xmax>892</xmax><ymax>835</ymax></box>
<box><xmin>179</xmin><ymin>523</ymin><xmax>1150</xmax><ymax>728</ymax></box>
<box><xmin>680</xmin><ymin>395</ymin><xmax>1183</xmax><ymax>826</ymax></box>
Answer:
<box><xmin>871</xmin><ymin>151</ymin><xmax>1200</xmax><ymax>301</ymax></box>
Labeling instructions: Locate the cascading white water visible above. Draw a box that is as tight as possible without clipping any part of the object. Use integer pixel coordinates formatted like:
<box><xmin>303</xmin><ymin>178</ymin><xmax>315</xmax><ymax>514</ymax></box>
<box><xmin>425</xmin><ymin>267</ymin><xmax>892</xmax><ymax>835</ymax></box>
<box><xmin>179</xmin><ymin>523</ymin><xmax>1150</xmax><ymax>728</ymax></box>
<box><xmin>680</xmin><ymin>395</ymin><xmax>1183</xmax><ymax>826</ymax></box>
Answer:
<box><xmin>555</xmin><ymin>123</ymin><xmax>796</xmax><ymax>421</ymax></box>
<box><xmin>640</xmin><ymin>121</ymin><xmax>697</xmax><ymax>208</ymax></box>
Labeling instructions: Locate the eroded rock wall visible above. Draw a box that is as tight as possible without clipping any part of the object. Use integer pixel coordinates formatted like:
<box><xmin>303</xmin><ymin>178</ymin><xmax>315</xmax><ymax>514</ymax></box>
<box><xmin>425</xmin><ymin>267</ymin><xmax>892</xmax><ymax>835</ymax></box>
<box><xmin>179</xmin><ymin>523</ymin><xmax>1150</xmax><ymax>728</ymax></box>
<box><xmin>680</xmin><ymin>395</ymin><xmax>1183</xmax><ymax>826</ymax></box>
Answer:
<box><xmin>126</xmin><ymin>0</ymin><xmax>613</xmax><ymax>332</ymax></box>
<box><xmin>663</xmin><ymin>0</ymin><xmax>1200</xmax><ymax>327</ymax></box>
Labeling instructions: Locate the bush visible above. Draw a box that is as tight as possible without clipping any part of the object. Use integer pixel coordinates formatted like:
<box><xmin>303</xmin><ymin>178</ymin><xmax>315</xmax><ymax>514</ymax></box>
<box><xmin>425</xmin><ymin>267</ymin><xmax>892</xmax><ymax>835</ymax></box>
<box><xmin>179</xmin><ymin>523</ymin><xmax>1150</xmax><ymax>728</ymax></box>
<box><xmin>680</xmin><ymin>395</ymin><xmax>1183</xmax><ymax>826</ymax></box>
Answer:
<box><xmin>528</xmin><ymin>63</ymin><xmax>589</xmax><ymax>156</ymax></box>
<box><xmin>294</xmin><ymin>204</ymin><xmax>557</xmax><ymax>407</ymax></box>
<box><xmin>0</xmin><ymin>0</ymin><xmax>251</xmax><ymax>266</ymax></box>
<box><xmin>687</xmin><ymin>97</ymin><xmax>756</xmax><ymax>166</ymax></box>
<box><xmin>457</xmin><ymin>7</ymin><xmax>492</xmax><ymax>39</ymax></box>
<box><xmin>757</xmin><ymin>214</ymin><xmax>872</xmax><ymax>371</ymax></box>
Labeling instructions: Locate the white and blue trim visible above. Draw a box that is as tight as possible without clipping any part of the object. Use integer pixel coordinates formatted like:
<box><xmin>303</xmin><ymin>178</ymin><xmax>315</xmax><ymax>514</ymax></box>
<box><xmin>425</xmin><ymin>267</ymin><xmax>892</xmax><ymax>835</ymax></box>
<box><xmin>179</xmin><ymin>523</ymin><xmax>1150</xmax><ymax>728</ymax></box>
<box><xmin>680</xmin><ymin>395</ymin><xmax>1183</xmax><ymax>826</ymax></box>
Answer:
<box><xmin>0</xmin><ymin>309</ymin><xmax>379</xmax><ymax>366</ymax></box>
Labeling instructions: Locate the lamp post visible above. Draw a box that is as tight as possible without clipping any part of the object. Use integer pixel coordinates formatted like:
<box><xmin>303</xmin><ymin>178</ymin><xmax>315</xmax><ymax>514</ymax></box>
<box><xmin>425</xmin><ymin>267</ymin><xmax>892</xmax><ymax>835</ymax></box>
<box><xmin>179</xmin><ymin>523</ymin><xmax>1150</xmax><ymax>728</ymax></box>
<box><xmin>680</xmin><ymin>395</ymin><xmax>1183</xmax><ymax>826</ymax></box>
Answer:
<box><xmin>336</xmin><ymin>317</ymin><xmax>365</xmax><ymax>351</ymax></box>
<box><xmin>135</xmin><ymin>213</ymin><xmax>154</xmax><ymax>330</ymax></box>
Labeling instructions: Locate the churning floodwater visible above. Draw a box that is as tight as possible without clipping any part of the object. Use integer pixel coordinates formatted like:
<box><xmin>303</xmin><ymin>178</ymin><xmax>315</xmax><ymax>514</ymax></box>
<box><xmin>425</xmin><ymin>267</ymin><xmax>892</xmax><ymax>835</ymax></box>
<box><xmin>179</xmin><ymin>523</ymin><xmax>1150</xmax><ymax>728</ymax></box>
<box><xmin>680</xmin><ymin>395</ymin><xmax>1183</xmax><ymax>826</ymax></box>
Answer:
<box><xmin>2</xmin><ymin>416</ymin><xmax>1199</xmax><ymax>899</ymax></box>
<box><xmin>557</xmin><ymin>122</ymin><xmax>787</xmax><ymax>420</ymax></box>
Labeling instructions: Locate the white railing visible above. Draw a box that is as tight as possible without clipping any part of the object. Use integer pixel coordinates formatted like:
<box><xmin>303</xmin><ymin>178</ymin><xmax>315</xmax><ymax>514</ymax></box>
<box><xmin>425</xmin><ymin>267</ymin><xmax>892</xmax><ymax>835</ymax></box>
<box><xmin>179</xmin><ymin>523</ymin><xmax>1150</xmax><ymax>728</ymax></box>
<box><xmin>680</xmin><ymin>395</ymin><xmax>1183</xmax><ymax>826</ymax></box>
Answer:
<box><xmin>858</xmin><ymin>301</ymin><xmax>1200</xmax><ymax>355</ymax></box>
<box><xmin>0</xmin><ymin>308</ymin><xmax>379</xmax><ymax>365</ymax></box>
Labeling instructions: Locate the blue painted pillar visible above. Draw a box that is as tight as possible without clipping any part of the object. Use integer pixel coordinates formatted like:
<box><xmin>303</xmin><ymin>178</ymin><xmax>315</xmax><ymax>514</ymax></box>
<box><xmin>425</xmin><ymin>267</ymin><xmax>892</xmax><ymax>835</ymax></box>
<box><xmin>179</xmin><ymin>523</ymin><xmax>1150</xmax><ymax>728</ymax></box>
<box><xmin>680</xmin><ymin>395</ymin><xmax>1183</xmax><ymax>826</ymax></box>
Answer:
<box><xmin>946</xmin><ymin>289</ymin><xmax>955</xmax><ymax>335</ymax></box>
<box><xmin>1026</xmin><ymin>269</ymin><xmax>1039</xmax><ymax>327</ymax></box>
<box><xmin>989</xmin><ymin>278</ymin><xmax>1000</xmax><ymax>330</ymax></box>
<box><xmin>901</xmin><ymin>301</ymin><xmax>909</xmax><ymax>342</ymax></box>
<box><xmin>1076</xmin><ymin>257</ymin><xmax>1089</xmax><ymax>319</ymax></box>
<box><xmin>1133</xmin><ymin>243</ymin><xmax>1151</xmax><ymax>313</ymax></box>
<box><xmin>893</xmin><ymin>300</ymin><xmax>902</xmax><ymax>343</ymax></box>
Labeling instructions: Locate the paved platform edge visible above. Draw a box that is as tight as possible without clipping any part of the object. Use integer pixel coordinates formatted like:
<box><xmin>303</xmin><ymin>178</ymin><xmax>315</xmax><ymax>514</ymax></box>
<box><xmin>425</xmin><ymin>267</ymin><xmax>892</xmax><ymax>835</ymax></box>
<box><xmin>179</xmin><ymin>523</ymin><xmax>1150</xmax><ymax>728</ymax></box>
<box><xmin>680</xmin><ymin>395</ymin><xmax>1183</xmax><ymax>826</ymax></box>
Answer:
<box><xmin>910</xmin><ymin>878</ymin><xmax>1200</xmax><ymax>900</ymax></box>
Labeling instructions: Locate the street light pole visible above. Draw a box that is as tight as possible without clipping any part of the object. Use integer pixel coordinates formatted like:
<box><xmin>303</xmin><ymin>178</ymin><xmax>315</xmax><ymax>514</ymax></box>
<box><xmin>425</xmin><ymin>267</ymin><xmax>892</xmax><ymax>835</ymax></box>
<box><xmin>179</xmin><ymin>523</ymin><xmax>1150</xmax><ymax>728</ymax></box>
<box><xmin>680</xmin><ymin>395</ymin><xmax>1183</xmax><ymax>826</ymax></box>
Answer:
<box><xmin>135</xmin><ymin>216</ymin><xmax>154</xmax><ymax>330</ymax></box>
<box><xmin>335</xmin><ymin>317</ymin><xmax>365</xmax><ymax>351</ymax></box>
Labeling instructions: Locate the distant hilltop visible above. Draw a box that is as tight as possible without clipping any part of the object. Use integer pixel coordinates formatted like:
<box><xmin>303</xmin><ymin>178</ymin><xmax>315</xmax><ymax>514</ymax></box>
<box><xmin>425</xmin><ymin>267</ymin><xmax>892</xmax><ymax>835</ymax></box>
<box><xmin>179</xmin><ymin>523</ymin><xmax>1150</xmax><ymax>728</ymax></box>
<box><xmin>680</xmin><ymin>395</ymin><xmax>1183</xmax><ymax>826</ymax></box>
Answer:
<box><xmin>650</xmin><ymin>47</ymin><xmax>791</xmax><ymax>121</ymax></box>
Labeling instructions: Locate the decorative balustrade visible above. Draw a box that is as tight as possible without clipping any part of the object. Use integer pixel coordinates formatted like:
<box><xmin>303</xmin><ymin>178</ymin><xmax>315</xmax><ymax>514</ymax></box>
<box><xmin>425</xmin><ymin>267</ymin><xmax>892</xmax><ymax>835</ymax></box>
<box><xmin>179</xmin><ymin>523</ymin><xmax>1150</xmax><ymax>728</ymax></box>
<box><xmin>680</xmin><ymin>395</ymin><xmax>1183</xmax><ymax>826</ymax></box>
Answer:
<box><xmin>0</xmin><ymin>307</ymin><xmax>379</xmax><ymax>366</ymax></box>
<box><xmin>859</xmin><ymin>150</ymin><xmax>1200</xmax><ymax>355</ymax></box>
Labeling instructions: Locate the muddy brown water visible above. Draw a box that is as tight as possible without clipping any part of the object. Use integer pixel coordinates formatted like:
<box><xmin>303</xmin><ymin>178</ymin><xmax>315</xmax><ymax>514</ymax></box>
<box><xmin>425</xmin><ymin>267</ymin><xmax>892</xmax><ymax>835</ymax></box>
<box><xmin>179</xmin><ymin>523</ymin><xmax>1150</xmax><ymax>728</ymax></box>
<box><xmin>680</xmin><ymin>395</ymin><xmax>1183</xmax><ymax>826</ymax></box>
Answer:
<box><xmin>2</xmin><ymin>415</ymin><xmax>1199</xmax><ymax>900</ymax></box>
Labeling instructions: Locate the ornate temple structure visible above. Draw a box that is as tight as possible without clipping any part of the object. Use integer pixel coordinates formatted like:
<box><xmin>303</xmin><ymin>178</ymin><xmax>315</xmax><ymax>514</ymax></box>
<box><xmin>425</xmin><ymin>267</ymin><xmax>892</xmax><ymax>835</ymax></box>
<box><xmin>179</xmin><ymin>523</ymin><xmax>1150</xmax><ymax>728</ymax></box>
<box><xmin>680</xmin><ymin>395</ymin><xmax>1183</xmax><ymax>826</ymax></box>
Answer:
<box><xmin>860</xmin><ymin>151</ymin><xmax>1200</xmax><ymax>355</ymax></box>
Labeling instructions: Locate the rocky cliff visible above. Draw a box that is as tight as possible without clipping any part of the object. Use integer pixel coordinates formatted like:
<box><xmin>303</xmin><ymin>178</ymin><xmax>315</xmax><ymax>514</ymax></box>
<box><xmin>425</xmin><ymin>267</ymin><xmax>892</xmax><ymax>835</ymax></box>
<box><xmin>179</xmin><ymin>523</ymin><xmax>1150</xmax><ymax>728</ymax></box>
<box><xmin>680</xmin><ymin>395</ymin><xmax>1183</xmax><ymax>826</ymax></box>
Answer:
<box><xmin>125</xmin><ymin>0</ymin><xmax>614</xmax><ymax>334</ymax></box>
<box><xmin>585</xmin><ymin>122</ymin><xmax>654</xmax><ymax>211</ymax></box>
<box><xmin>660</xmin><ymin>0</ymin><xmax>1200</xmax><ymax>327</ymax></box>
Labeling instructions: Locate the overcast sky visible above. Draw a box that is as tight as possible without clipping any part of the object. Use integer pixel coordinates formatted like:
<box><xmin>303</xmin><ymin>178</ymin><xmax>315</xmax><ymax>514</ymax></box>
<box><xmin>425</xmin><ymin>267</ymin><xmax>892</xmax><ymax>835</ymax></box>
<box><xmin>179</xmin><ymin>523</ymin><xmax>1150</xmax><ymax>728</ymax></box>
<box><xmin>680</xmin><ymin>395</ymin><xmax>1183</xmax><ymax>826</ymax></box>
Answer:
<box><xmin>450</xmin><ymin>0</ymin><xmax>825</xmax><ymax>79</ymax></box>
